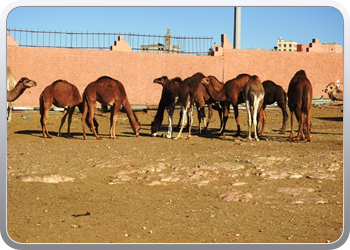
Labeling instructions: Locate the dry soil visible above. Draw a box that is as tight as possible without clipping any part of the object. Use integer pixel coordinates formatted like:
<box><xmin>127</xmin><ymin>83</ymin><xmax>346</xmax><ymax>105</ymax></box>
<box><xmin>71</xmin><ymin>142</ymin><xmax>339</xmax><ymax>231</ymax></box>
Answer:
<box><xmin>6</xmin><ymin>104</ymin><xmax>343</xmax><ymax>244</ymax></box>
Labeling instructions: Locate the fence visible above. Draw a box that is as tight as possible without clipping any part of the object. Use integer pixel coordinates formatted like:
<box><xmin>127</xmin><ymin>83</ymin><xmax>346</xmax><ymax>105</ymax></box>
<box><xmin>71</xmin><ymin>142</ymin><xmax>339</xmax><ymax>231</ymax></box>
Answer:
<box><xmin>7</xmin><ymin>29</ymin><xmax>214</xmax><ymax>56</ymax></box>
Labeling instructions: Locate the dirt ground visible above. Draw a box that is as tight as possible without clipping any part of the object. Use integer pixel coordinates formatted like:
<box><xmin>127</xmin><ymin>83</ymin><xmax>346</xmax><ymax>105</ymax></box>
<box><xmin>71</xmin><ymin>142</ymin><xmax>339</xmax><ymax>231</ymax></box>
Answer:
<box><xmin>6</xmin><ymin>103</ymin><xmax>343</xmax><ymax>244</ymax></box>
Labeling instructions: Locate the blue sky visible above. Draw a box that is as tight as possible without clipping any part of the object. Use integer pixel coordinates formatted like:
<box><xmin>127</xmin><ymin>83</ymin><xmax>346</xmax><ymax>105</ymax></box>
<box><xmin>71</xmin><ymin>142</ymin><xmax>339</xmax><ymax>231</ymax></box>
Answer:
<box><xmin>5</xmin><ymin>6</ymin><xmax>345</xmax><ymax>50</ymax></box>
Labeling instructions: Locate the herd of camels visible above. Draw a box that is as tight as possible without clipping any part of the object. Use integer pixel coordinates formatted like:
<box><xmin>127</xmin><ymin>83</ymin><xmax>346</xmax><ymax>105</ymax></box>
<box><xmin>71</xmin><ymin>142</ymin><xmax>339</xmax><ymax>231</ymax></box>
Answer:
<box><xmin>7</xmin><ymin>66</ymin><xmax>343</xmax><ymax>143</ymax></box>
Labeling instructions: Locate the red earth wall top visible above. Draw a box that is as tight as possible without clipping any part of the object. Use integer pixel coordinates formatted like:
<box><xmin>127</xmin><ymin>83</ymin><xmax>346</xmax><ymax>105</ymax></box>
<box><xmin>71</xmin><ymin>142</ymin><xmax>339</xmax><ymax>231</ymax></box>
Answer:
<box><xmin>7</xmin><ymin>34</ymin><xmax>343</xmax><ymax>107</ymax></box>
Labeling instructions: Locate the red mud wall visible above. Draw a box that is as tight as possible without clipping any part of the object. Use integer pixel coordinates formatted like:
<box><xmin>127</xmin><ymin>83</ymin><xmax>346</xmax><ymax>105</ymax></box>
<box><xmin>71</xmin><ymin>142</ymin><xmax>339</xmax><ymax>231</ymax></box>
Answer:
<box><xmin>7</xmin><ymin>34</ymin><xmax>343</xmax><ymax>107</ymax></box>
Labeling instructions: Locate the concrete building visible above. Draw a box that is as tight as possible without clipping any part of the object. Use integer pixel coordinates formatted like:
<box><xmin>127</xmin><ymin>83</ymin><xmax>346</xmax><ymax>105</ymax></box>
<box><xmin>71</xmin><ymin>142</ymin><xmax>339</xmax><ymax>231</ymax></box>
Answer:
<box><xmin>297</xmin><ymin>38</ymin><xmax>343</xmax><ymax>53</ymax></box>
<box><xmin>274</xmin><ymin>37</ymin><xmax>297</xmax><ymax>51</ymax></box>
<box><xmin>141</xmin><ymin>28</ymin><xmax>180</xmax><ymax>54</ymax></box>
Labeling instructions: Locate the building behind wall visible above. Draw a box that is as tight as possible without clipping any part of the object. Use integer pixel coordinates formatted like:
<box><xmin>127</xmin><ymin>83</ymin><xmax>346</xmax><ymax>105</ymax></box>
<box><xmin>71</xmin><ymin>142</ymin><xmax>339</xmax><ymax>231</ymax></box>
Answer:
<box><xmin>274</xmin><ymin>37</ymin><xmax>298</xmax><ymax>51</ymax></box>
<box><xmin>141</xmin><ymin>28</ymin><xmax>180</xmax><ymax>54</ymax></box>
<box><xmin>297</xmin><ymin>38</ymin><xmax>343</xmax><ymax>53</ymax></box>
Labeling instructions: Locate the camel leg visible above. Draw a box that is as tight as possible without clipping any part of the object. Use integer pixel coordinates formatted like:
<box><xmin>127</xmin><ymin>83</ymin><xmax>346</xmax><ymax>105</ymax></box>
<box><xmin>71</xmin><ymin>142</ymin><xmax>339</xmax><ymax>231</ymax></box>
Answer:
<box><xmin>166</xmin><ymin>105</ymin><xmax>175</xmax><ymax>139</ymax></box>
<box><xmin>81</xmin><ymin>101</ymin><xmax>89</xmax><ymax>140</ymax></box>
<box><xmin>205</xmin><ymin>104</ymin><xmax>213</xmax><ymax>133</ymax></box>
<box><xmin>233</xmin><ymin>104</ymin><xmax>241</xmax><ymax>136</ymax></box>
<box><xmin>306</xmin><ymin>111</ymin><xmax>312</xmax><ymax>143</ymax></box>
<box><xmin>186</xmin><ymin>107</ymin><xmax>193</xmax><ymax>140</ymax></box>
<box><xmin>217</xmin><ymin>104</ymin><xmax>229</xmax><ymax>135</ymax></box>
<box><xmin>89</xmin><ymin>104</ymin><xmax>100</xmax><ymax>140</ymax></box>
<box><xmin>58</xmin><ymin>109</ymin><xmax>68</xmax><ymax>137</ymax></box>
<box><xmin>252</xmin><ymin>99</ymin><xmax>260</xmax><ymax>141</ymax></box>
<box><xmin>109</xmin><ymin>102</ymin><xmax>122</xmax><ymax>139</ymax></box>
<box><xmin>288</xmin><ymin>111</ymin><xmax>295</xmax><ymax>142</ymax></box>
<box><xmin>258</xmin><ymin>109</ymin><xmax>266</xmax><ymax>136</ymax></box>
<box><xmin>294</xmin><ymin>108</ymin><xmax>303</xmax><ymax>143</ymax></box>
<box><xmin>66</xmin><ymin>107</ymin><xmax>75</xmax><ymax>137</ymax></box>
<box><xmin>7</xmin><ymin>102</ymin><xmax>12</xmax><ymax>122</ymax></box>
<box><xmin>174</xmin><ymin>105</ymin><xmax>188</xmax><ymax>140</ymax></box>
<box><xmin>246</xmin><ymin>101</ymin><xmax>252</xmax><ymax>142</ymax></box>
<box><xmin>278</xmin><ymin>101</ymin><xmax>288</xmax><ymax>134</ymax></box>
<box><xmin>41</xmin><ymin>107</ymin><xmax>52</xmax><ymax>139</ymax></box>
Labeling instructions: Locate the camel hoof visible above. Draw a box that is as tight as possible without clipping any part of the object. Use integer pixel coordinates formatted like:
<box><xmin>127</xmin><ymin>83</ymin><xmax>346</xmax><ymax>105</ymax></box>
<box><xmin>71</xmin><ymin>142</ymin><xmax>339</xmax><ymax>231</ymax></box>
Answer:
<box><xmin>186</xmin><ymin>136</ymin><xmax>191</xmax><ymax>140</ymax></box>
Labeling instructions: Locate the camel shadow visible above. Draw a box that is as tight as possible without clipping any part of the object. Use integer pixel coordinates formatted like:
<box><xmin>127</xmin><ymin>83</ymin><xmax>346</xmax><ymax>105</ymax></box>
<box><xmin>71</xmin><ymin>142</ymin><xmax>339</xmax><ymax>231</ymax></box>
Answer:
<box><xmin>14</xmin><ymin>130</ymin><xmax>86</xmax><ymax>139</ymax></box>
<box><xmin>316</xmin><ymin>117</ymin><xmax>343</xmax><ymax>122</ymax></box>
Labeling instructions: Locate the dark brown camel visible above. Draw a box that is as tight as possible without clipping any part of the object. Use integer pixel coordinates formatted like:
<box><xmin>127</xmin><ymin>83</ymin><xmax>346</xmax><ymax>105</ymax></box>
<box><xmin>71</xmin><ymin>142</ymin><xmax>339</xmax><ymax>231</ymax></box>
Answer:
<box><xmin>243</xmin><ymin>75</ymin><xmax>265</xmax><ymax>142</ymax></box>
<box><xmin>7</xmin><ymin>77</ymin><xmax>37</xmax><ymax>102</ymax></box>
<box><xmin>151</xmin><ymin>72</ymin><xmax>221</xmax><ymax>140</ymax></box>
<box><xmin>151</xmin><ymin>76</ymin><xmax>191</xmax><ymax>139</ymax></box>
<box><xmin>81</xmin><ymin>76</ymin><xmax>140</xmax><ymax>140</ymax></box>
<box><xmin>201</xmin><ymin>74</ymin><xmax>250</xmax><ymax>136</ymax></box>
<box><xmin>39</xmin><ymin>80</ymin><xmax>98</xmax><ymax>138</ymax></box>
<box><xmin>287</xmin><ymin>70</ymin><xmax>312</xmax><ymax>143</ymax></box>
<box><xmin>257</xmin><ymin>80</ymin><xmax>288</xmax><ymax>135</ymax></box>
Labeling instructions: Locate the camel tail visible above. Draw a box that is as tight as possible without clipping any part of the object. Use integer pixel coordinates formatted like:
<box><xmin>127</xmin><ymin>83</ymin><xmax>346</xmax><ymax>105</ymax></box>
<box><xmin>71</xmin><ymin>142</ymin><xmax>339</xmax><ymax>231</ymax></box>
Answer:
<box><xmin>122</xmin><ymin>97</ymin><xmax>140</xmax><ymax>135</ymax></box>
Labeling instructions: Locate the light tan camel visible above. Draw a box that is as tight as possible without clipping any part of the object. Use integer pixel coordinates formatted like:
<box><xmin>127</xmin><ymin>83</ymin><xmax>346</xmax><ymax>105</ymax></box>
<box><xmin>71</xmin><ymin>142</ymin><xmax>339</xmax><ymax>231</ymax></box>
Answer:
<box><xmin>324</xmin><ymin>81</ymin><xmax>343</xmax><ymax>104</ymax></box>
<box><xmin>81</xmin><ymin>76</ymin><xmax>140</xmax><ymax>140</ymax></box>
<box><xmin>39</xmin><ymin>80</ymin><xmax>99</xmax><ymax>138</ymax></box>
<box><xmin>7</xmin><ymin>67</ymin><xmax>37</xmax><ymax>121</ymax></box>
<box><xmin>243</xmin><ymin>75</ymin><xmax>265</xmax><ymax>142</ymax></box>
<box><xmin>287</xmin><ymin>70</ymin><xmax>313</xmax><ymax>143</ymax></box>
<box><xmin>7</xmin><ymin>66</ymin><xmax>16</xmax><ymax>121</ymax></box>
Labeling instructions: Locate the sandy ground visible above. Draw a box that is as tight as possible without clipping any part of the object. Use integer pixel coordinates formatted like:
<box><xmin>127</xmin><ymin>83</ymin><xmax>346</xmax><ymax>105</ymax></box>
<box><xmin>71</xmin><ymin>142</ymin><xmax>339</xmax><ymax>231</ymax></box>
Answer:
<box><xmin>6</xmin><ymin>104</ymin><xmax>343</xmax><ymax>244</ymax></box>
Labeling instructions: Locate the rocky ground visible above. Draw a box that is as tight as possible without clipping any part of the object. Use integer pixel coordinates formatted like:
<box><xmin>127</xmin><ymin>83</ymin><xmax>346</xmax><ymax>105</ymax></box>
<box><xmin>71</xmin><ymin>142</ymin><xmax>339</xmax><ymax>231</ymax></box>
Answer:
<box><xmin>6</xmin><ymin>104</ymin><xmax>343</xmax><ymax>244</ymax></box>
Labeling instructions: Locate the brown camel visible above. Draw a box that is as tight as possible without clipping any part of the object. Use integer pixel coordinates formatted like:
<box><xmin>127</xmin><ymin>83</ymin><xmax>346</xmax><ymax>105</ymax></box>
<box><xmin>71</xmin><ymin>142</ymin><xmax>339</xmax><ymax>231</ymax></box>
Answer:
<box><xmin>201</xmin><ymin>74</ymin><xmax>250</xmax><ymax>136</ymax></box>
<box><xmin>7</xmin><ymin>76</ymin><xmax>37</xmax><ymax>102</ymax></box>
<box><xmin>81</xmin><ymin>76</ymin><xmax>140</xmax><ymax>140</ymax></box>
<box><xmin>184</xmin><ymin>72</ymin><xmax>222</xmax><ymax>137</ymax></box>
<box><xmin>287</xmin><ymin>70</ymin><xmax>312</xmax><ymax>143</ymax></box>
<box><xmin>243</xmin><ymin>75</ymin><xmax>265</xmax><ymax>142</ymax></box>
<box><xmin>39</xmin><ymin>80</ymin><xmax>99</xmax><ymax>138</ymax></box>
<box><xmin>257</xmin><ymin>80</ymin><xmax>288</xmax><ymax>135</ymax></box>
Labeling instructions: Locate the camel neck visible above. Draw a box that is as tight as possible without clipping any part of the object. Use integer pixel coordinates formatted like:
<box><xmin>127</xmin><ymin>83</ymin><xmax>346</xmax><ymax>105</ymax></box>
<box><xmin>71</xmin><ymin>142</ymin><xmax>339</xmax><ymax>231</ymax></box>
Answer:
<box><xmin>7</xmin><ymin>81</ymin><xmax>27</xmax><ymax>102</ymax></box>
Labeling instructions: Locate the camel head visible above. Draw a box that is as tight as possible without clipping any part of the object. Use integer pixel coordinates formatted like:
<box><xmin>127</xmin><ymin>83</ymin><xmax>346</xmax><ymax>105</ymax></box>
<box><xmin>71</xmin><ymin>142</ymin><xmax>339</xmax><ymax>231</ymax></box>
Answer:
<box><xmin>153</xmin><ymin>76</ymin><xmax>168</xmax><ymax>86</ymax></box>
<box><xmin>324</xmin><ymin>82</ymin><xmax>338</xmax><ymax>94</ymax></box>
<box><xmin>19</xmin><ymin>77</ymin><xmax>37</xmax><ymax>88</ymax></box>
<box><xmin>200</xmin><ymin>77</ymin><xmax>210</xmax><ymax>86</ymax></box>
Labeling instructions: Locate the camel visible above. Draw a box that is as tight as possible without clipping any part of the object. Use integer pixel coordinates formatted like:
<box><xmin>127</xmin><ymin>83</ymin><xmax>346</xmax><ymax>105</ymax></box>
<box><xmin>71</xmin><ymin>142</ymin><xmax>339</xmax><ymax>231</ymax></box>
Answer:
<box><xmin>243</xmin><ymin>75</ymin><xmax>265</xmax><ymax>142</ymax></box>
<box><xmin>81</xmin><ymin>76</ymin><xmax>140</xmax><ymax>140</ymax></box>
<box><xmin>39</xmin><ymin>80</ymin><xmax>99</xmax><ymax>138</ymax></box>
<box><xmin>7</xmin><ymin>77</ymin><xmax>37</xmax><ymax>102</ymax></box>
<box><xmin>184</xmin><ymin>72</ymin><xmax>223</xmax><ymax>136</ymax></box>
<box><xmin>324</xmin><ymin>80</ymin><xmax>343</xmax><ymax>104</ymax></box>
<box><xmin>7</xmin><ymin>66</ymin><xmax>16</xmax><ymax>121</ymax></box>
<box><xmin>287</xmin><ymin>70</ymin><xmax>312</xmax><ymax>143</ymax></box>
<box><xmin>151</xmin><ymin>72</ymin><xmax>221</xmax><ymax>140</ymax></box>
<box><xmin>201</xmin><ymin>74</ymin><xmax>250</xmax><ymax>136</ymax></box>
<box><xmin>7</xmin><ymin>67</ymin><xmax>37</xmax><ymax>121</ymax></box>
<box><xmin>151</xmin><ymin>76</ymin><xmax>192</xmax><ymax>139</ymax></box>
<box><xmin>257</xmin><ymin>80</ymin><xmax>288</xmax><ymax>135</ymax></box>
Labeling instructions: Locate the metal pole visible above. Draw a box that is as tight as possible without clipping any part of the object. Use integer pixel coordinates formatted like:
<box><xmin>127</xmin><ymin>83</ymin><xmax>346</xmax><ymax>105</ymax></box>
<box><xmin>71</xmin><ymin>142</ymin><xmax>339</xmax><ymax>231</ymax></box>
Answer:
<box><xmin>234</xmin><ymin>7</ymin><xmax>241</xmax><ymax>49</ymax></box>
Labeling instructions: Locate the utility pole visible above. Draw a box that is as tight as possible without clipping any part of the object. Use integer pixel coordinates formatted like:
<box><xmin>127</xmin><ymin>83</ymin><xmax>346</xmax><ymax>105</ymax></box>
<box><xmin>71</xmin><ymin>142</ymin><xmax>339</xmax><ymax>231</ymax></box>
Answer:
<box><xmin>234</xmin><ymin>7</ymin><xmax>241</xmax><ymax>49</ymax></box>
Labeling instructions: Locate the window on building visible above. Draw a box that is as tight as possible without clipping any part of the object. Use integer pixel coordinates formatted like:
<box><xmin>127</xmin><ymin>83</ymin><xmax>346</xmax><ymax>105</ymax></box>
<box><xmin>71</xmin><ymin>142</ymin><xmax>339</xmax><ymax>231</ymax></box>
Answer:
<box><xmin>284</xmin><ymin>44</ymin><xmax>286</xmax><ymax>47</ymax></box>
